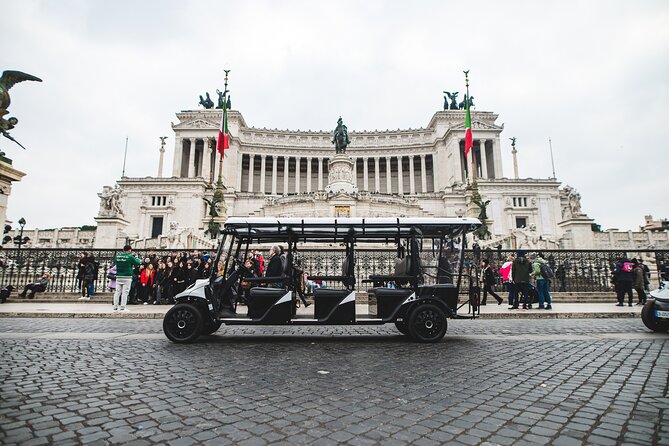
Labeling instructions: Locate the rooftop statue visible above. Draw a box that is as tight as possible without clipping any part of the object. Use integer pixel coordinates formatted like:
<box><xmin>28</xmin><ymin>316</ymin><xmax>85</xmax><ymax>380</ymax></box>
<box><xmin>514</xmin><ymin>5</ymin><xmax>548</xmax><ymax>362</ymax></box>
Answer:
<box><xmin>332</xmin><ymin>117</ymin><xmax>350</xmax><ymax>154</ymax></box>
<box><xmin>458</xmin><ymin>95</ymin><xmax>474</xmax><ymax>109</ymax></box>
<box><xmin>443</xmin><ymin>91</ymin><xmax>459</xmax><ymax>110</ymax></box>
<box><xmin>215</xmin><ymin>89</ymin><xmax>228</xmax><ymax>109</ymax></box>
<box><xmin>0</xmin><ymin>70</ymin><xmax>42</xmax><ymax>152</ymax></box>
<box><xmin>199</xmin><ymin>92</ymin><xmax>214</xmax><ymax>109</ymax></box>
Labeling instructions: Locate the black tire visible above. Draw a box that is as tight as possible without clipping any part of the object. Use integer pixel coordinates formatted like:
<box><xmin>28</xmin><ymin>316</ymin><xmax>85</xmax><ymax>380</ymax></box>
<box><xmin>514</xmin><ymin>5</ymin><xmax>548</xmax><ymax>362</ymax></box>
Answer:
<box><xmin>407</xmin><ymin>303</ymin><xmax>448</xmax><ymax>343</ymax></box>
<box><xmin>163</xmin><ymin>303</ymin><xmax>203</xmax><ymax>343</ymax></box>
<box><xmin>641</xmin><ymin>300</ymin><xmax>669</xmax><ymax>333</ymax></box>
<box><xmin>395</xmin><ymin>320</ymin><xmax>408</xmax><ymax>335</ymax></box>
<box><xmin>203</xmin><ymin>321</ymin><xmax>222</xmax><ymax>336</ymax></box>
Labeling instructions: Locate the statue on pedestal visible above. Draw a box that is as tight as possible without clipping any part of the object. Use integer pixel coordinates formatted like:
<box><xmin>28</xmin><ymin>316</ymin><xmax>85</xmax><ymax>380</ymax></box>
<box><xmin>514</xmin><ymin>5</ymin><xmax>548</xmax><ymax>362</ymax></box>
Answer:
<box><xmin>472</xmin><ymin>197</ymin><xmax>491</xmax><ymax>240</ymax></box>
<box><xmin>1</xmin><ymin>70</ymin><xmax>42</xmax><ymax>153</ymax></box>
<box><xmin>443</xmin><ymin>91</ymin><xmax>459</xmax><ymax>110</ymax></box>
<box><xmin>561</xmin><ymin>185</ymin><xmax>583</xmax><ymax>219</ymax></box>
<box><xmin>332</xmin><ymin>117</ymin><xmax>350</xmax><ymax>154</ymax></box>
<box><xmin>199</xmin><ymin>92</ymin><xmax>214</xmax><ymax>109</ymax></box>
<box><xmin>98</xmin><ymin>185</ymin><xmax>124</xmax><ymax>217</ymax></box>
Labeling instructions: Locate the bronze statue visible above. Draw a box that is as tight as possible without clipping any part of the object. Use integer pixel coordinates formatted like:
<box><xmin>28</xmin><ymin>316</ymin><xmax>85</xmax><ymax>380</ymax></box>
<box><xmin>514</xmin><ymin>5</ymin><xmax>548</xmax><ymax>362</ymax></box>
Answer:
<box><xmin>203</xmin><ymin>194</ymin><xmax>224</xmax><ymax>238</ymax></box>
<box><xmin>443</xmin><ymin>91</ymin><xmax>459</xmax><ymax>110</ymax></box>
<box><xmin>332</xmin><ymin>117</ymin><xmax>350</xmax><ymax>154</ymax></box>
<box><xmin>199</xmin><ymin>92</ymin><xmax>214</xmax><ymax>109</ymax></box>
<box><xmin>472</xmin><ymin>197</ymin><xmax>491</xmax><ymax>240</ymax></box>
<box><xmin>226</xmin><ymin>95</ymin><xmax>231</xmax><ymax>110</ymax></box>
<box><xmin>0</xmin><ymin>70</ymin><xmax>42</xmax><ymax>152</ymax></box>
<box><xmin>458</xmin><ymin>95</ymin><xmax>474</xmax><ymax>110</ymax></box>
<box><xmin>215</xmin><ymin>89</ymin><xmax>227</xmax><ymax>109</ymax></box>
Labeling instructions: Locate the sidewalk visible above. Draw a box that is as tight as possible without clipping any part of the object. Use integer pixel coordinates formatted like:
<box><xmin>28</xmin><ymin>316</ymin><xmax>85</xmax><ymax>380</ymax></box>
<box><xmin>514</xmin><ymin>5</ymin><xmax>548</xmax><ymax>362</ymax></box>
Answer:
<box><xmin>0</xmin><ymin>301</ymin><xmax>642</xmax><ymax>319</ymax></box>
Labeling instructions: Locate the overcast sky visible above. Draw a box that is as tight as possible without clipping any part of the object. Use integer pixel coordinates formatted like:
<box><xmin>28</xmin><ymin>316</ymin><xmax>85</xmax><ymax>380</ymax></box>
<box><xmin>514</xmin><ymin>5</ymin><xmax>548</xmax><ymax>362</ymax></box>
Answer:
<box><xmin>3</xmin><ymin>0</ymin><xmax>668</xmax><ymax>232</ymax></box>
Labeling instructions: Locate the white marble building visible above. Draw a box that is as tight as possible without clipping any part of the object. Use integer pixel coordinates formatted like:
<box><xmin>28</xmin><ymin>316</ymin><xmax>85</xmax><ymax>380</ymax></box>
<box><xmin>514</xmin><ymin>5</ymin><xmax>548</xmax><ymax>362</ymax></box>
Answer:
<box><xmin>92</xmin><ymin>106</ymin><xmax>636</xmax><ymax>250</ymax></box>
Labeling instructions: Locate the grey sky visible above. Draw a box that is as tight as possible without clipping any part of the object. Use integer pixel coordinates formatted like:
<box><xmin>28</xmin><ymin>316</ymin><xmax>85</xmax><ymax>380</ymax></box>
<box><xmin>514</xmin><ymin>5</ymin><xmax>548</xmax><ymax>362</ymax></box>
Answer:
<box><xmin>3</xmin><ymin>0</ymin><xmax>668</xmax><ymax>231</ymax></box>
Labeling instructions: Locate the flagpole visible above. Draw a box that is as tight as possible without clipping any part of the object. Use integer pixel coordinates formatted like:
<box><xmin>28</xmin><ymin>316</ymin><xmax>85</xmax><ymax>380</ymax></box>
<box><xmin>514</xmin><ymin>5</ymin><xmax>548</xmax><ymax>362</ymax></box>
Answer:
<box><xmin>217</xmin><ymin>69</ymin><xmax>230</xmax><ymax>187</ymax></box>
<box><xmin>548</xmin><ymin>137</ymin><xmax>556</xmax><ymax>179</ymax></box>
<box><xmin>464</xmin><ymin>70</ymin><xmax>476</xmax><ymax>186</ymax></box>
<box><xmin>121</xmin><ymin>136</ymin><xmax>128</xmax><ymax>177</ymax></box>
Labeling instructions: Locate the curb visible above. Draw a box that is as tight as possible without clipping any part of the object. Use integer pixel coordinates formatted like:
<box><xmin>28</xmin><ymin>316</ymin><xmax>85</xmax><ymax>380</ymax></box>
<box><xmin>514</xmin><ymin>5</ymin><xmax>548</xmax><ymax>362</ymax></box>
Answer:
<box><xmin>0</xmin><ymin>312</ymin><xmax>640</xmax><ymax>320</ymax></box>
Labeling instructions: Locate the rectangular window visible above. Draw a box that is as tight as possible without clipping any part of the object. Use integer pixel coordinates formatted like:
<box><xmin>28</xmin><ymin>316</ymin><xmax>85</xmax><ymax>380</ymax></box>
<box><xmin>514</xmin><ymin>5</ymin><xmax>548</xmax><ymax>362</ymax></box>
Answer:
<box><xmin>334</xmin><ymin>206</ymin><xmax>350</xmax><ymax>217</ymax></box>
<box><xmin>151</xmin><ymin>217</ymin><xmax>164</xmax><ymax>238</ymax></box>
<box><xmin>515</xmin><ymin>217</ymin><xmax>527</xmax><ymax>229</ymax></box>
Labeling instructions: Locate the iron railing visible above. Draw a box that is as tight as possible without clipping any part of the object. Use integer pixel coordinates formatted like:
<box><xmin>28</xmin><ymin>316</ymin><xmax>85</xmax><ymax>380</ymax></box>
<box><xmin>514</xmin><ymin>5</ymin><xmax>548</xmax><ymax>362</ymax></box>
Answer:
<box><xmin>0</xmin><ymin>247</ymin><xmax>666</xmax><ymax>295</ymax></box>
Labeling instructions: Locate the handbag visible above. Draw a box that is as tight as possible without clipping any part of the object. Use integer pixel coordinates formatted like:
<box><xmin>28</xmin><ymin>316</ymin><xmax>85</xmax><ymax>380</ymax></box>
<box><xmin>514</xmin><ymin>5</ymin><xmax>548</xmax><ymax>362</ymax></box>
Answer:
<box><xmin>106</xmin><ymin>272</ymin><xmax>116</xmax><ymax>280</ymax></box>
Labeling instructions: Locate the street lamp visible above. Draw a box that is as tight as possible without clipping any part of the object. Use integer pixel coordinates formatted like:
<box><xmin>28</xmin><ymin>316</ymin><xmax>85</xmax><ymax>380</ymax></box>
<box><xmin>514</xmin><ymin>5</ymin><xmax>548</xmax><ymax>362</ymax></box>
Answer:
<box><xmin>14</xmin><ymin>217</ymin><xmax>29</xmax><ymax>266</ymax></box>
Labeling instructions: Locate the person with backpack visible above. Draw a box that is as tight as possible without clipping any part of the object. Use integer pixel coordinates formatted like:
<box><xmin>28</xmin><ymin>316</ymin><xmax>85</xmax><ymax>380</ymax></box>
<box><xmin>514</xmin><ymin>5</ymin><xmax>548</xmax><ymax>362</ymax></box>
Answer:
<box><xmin>631</xmin><ymin>259</ymin><xmax>647</xmax><ymax>305</ymax></box>
<box><xmin>113</xmin><ymin>245</ymin><xmax>142</xmax><ymax>311</ymax></box>
<box><xmin>612</xmin><ymin>256</ymin><xmax>634</xmax><ymax>307</ymax></box>
<box><xmin>499</xmin><ymin>255</ymin><xmax>516</xmax><ymax>309</ymax></box>
<box><xmin>512</xmin><ymin>250</ymin><xmax>532</xmax><ymax>309</ymax></box>
<box><xmin>78</xmin><ymin>255</ymin><xmax>97</xmax><ymax>301</ymax></box>
<box><xmin>530</xmin><ymin>252</ymin><xmax>553</xmax><ymax>310</ymax></box>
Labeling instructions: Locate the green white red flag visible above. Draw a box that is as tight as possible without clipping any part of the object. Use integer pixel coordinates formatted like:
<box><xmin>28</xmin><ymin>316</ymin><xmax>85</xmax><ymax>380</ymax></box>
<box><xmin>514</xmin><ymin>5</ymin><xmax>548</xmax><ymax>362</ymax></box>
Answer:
<box><xmin>216</xmin><ymin>101</ymin><xmax>229</xmax><ymax>156</ymax></box>
<box><xmin>464</xmin><ymin>94</ymin><xmax>473</xmax><ymax>158</ymax></box>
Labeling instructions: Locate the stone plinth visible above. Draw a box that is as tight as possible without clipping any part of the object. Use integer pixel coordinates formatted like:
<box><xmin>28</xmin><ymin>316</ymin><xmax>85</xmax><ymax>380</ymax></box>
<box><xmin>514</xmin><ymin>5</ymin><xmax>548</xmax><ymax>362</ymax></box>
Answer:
<box><xmin>94</xmin><ymin>216</ymin><xmax>129</xmax><ymax>248</ymax></box>
<box><xmin>558</xmin><ymin>215</ymin><xmax>595</xmax><ymax>249</ymax></box>
<box><xmin>325</xmin><ymin>154</ymin><xmax>358</xmax><ymax>195</ymax></box>
<box><xmin>0</xmin><ymin>157</ymin><xmax>26</xmax><ymax>226</ymax></box>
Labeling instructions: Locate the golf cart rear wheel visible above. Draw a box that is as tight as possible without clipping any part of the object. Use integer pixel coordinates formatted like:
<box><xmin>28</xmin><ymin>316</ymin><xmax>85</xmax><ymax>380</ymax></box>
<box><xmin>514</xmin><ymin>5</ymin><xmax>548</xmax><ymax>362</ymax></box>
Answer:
<box><xmin>407</xmin><ymin>303</ymin><xmax>447</xmax><ymax>343</ymax></box>
<box><xmin>641</xmin><ymin>300</ymin><xmax>669</xmax><ymax>332</ymax></box>
<box><xmin>163</xmin><ymin>303</ymin><xmax>203</xmax><ymax>343</ymax></box>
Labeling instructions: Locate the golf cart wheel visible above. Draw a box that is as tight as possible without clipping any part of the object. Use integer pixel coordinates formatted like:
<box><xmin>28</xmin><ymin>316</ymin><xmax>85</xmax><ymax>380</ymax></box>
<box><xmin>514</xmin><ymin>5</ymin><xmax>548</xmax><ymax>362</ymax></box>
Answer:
<box><xmin>407</xmin><ymin>303</ymin><xmax>447</xmax><ymax>343</ymax></box>
<box><xmin>641</xmin><ymin>300</ymin><xmax>669</xmax><ymax>333</ymax></box>
<box><xmin>203</xmin><ymin>321</ymin><xmax>222</xmax><ymax>336</ymax></box>
<box><xmin>163</xmin><ymin>303</ymin><xmax>204</xmax><ymax>343</ymax></box>
<box><xmin>395</xmin><ymin>320</ymin><xmax>408</xmax><ymax>336</ymax></box>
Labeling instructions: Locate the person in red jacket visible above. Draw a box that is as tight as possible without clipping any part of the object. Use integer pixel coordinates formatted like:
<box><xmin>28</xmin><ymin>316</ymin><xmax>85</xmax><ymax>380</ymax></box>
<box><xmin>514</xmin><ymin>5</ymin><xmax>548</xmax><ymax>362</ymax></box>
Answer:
<box><xmin>139</xmin><ymin>262</ymin><xmax>155</xmax><ymax>305</ymax></box>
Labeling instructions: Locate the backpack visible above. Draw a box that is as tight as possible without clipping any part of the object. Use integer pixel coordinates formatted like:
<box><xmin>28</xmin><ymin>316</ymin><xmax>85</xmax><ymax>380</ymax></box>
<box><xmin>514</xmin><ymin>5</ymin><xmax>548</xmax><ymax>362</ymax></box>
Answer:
<box><xmin>540</xmin><ymin>262</ymin><xmax>554</xmax><ymax>279</ymax></box>
<box><xmin>620</xmin><ymin>262</ymin><xmax>633</xmax><ymax>273</ymax></box>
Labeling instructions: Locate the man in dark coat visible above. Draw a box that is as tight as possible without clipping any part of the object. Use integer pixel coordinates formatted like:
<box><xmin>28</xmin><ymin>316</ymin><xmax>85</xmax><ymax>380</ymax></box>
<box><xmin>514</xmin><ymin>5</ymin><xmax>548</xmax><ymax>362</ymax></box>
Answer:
<box><xmin>512</xmin><ymin>250</ymin><xmax>532</xmax><ymax>309</ymax></box>
<box><xmin>265</xmin><ymin>246</ymin><xmax>284</xmax><ymax>288</ymax></box>
<box><xmin>613</xmin><ymin>256</ymin><xmax>634</xmax><ymax>307</ymax></box>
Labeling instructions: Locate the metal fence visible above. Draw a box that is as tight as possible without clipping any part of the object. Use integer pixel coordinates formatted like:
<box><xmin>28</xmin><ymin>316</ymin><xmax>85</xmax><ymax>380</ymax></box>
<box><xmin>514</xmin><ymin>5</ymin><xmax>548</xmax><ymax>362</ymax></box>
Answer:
<box><xmin>1</xmin><ymin>247</ymin><xmax>667</xmax><ymax>295</ymax></box>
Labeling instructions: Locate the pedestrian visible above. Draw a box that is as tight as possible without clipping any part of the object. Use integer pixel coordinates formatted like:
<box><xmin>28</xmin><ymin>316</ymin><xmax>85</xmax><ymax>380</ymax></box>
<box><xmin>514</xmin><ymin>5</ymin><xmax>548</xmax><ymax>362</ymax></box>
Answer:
<box><xmin>612</xmin><ymin>256</ymin><xmax>634</xmax><ymax>307</ymax></box>
<box><xmin>172</xmin><ymin>260</ymin><xmax>187</xmax><ymax>296</ymax></box>
<box><xmin>107</xmin><ymin>264</ymin><xmax>117</xmax><ymax>292</ymax></box>
<box><xmin>76</xmin><ymin>252</ymin><xmax>87</xmax><ymax>290</ymax></box>
<box><xmin>659</xmin><ymin>258</ymin><xmax>669</xmax><ymax>283</ymax></box>
<box><xmin>530</xmin><ymin>252</ymin><xmax>553</xmax><ymax>310</ymax></box>
<box><xmin>632</xmin><ymin>259</ymin><xmax>647</xmax><ymax>305</ymax></box>
<box><xmin>153</xmin><ymin>261</ymin><xmax>167</xmax><ymax>304</ymax></box>
<box><xmin>499</xmin><ymin>255</ymin><xmax>517</xmax><ymax>309</ymax></box>
<box><xmin>480</xmin><ymin>259</ymin><xmax>503</xmax><ymax>305</ymax></box>
<box><xmin>512</xmin><ymin>250</ymin><xmax>532</xmax><ymax>309</ymax></box>
<box><xmin>79</xmin><ymin>255</ymin><xmax>96</xmax><ymax>301</ymax></box>
<box><xmin>139</xmin><ymin>262</ymin><xmax>155</xmax><ymax>304</ymax></box>
<box><xmin>638</xmin><ymin>258</ymin><xmax>651</xmax><ymax>292</ymax></box>
<box><xmin>112</xmin><ymin>245</ymin><xmax>141</xmax><ymax>311</ymax></box>
<box><xmin>164</xmin><ymin>260</ymin><xmax>175</xmax><ymax>304</ymax></box>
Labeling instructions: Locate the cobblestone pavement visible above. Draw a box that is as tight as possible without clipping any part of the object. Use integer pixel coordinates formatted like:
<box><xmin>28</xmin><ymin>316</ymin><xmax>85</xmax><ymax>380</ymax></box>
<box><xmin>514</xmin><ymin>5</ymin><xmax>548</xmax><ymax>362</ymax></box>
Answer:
<box><xmin>0</xmin><ymin>319</ymin><xmax>667</xmax><ymax>445</ymax></box>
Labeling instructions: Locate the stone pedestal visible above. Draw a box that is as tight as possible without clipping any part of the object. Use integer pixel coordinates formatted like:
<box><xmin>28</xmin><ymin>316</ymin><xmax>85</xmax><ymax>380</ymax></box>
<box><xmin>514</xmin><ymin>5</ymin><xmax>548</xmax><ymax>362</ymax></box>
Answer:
<box><xmin>0</xmin><ymin>157</ymin><xmax>26</xmax><ymax>226</ymax></box>
<box><xmin>558</xmin><ymin>215</ymin><xmax>595</xmax><ymax>249</ymax></box>
<box><xmin>94</xmin><ymin>216</ymin><xmax>130</xmax><ymax>248</ymax></box>
<box><xmin>325</xmin><ymin>154</ymin><xmax>358</xmax><ymax>195</ymax></box>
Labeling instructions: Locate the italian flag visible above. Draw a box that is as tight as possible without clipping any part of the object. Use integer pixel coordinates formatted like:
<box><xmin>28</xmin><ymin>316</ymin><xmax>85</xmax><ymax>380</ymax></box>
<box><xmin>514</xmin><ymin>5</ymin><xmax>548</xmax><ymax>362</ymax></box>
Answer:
<box><xmin>464</xmin><ymin>94</ymin><xmax>473</xmax><ymax>158</ymax></box>
<box><xmin>216</xmin><ymin>101</ymin><xmax>229</xmax><ymax>156</ymax></box>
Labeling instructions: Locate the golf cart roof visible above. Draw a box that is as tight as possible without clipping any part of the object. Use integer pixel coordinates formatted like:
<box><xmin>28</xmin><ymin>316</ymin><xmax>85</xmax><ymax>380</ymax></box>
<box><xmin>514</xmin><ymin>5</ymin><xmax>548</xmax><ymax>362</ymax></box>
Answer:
<box><xmin>222</xmin><ymin>217</ymin><xmax>480</xmax><ymax>242</ymax></box>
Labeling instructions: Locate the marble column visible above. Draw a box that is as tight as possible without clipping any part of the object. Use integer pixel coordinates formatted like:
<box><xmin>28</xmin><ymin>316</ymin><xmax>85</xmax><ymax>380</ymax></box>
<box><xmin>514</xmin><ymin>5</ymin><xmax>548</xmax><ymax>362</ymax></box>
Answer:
<box><xmin>306</xmin><ymin>157</ymin><xmax>312</xmax><ymax>193</ymax></box>
<box><xmin>259</xmin><ymin>155</ymin><xmax>267</xmax><ymax>194</ymax></box>
<box><xmin>271</xmin><ymin>155</ymin><xmax>277</xmax><ymax>195</ymax></box>
<box><xmin>172</xmin><ymin>137</ymin><xmax>183</xmax><ymax>177</ymax></box>
<box><xmin>479</xmin><ymin>139</ymin><xmax>488</xmax><ymax>179</ymax></box>
<box><xmin>187</xmin><ymin>138</ymin><xmax>197</xmax><ymax>178</ymax></box>
<box><xmin>247</xmin><ymin>154</ymin><xmax>255</xmax><ymax>193</ymax></box>
<box><xmin>236</xmin><ymin>152</ymin><xmax>243</xmax><ymax>190</ymax></box>
<box><xmin>374</xmin><ymin>157</ymin><xmax>380</xmax><ymax>192</ymax></box>
<box><xmin>363</xmin><ymin>157</ymin><xmax>369</xmax><ymax>191</ymax></box>
<box><xmin>352</xmin><ymin>158</ymin><xmax>357</xmax><ymax>189</ymax></box>
<box><xmin>420</xmin><ymin>154</ymin><xmax>427</xmax><ymax>193</ymax></box>
<box><xmin>318</xmin><ymin>158</ymin><xmax>324</xmax><ymax>191</ymax></box>
<box><xmin>385</xmin><ymin>157</ymin><xmax>392</xmax><ymax>193</ymax></box>
<box><xmin>284</xmin><ymin>156</ymin><xmax>290</xmax><ymax>194</ymax></box>
<box><xmin>409</xmin><ymin>155</ymin><xmax>415</xmax><ymax>194</ymax></box>
<box><xmin>295</xmin><ymin>157</ymin><xmax>301</xmax><ymax>193</ymax></box>
<box><xmin>397</xmin><ymin>156</ymin><xmax>404</xmax><ymax>195</ymax></box>
<box><xmin>202</xmin><ymin>139</ymin><xmax>211</xmax><ymax>182</ymax></box>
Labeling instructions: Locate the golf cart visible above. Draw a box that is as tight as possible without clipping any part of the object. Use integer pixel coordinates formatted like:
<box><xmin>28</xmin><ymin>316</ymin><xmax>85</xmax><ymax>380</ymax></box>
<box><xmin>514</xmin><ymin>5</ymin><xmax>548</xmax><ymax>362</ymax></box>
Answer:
<box><xmin>641</xmin><ymin>281</ymin><xmax>669</xmax><ymax>332</ymax></box>
<box><xmin>163</xmin><ymin>217</ymin><xmax>481</xmax><ymax>343</ymax></box>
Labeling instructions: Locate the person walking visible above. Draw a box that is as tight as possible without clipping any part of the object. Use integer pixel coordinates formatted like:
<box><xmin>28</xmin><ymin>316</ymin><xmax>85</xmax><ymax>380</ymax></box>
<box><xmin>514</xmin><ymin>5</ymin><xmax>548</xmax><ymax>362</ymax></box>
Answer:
<box><xmin>499</xmin><ymin>255</ymin><xmax>516</xmax><ymax>309</ymax></box>
<box><xmin>530</xmin><ymin>253</ymin><xmax>553</xmax><ymax>310</ymax></box>
<box><xmin>480</xmin><ymin>259</ymin><xmax>503</xmax><ymax>305</ymax></box>
<box><xmin>632</xmin><ymin>259</ymin><xmax>647</xmax><ymax>305</ymax></box>
<box><xmin>612</xmin><ymin>256</ymin><xmax>634</xmax><ymax>307</ymax></box>
<box><xmin>512</xmin><ymin>250</ymin><xmax>532</xmax><ymax>309</ymax></box>
<box><xmin>112</xmin><ymin>245</ymin><xmax>141</xmax><ymax>311</ymax></box>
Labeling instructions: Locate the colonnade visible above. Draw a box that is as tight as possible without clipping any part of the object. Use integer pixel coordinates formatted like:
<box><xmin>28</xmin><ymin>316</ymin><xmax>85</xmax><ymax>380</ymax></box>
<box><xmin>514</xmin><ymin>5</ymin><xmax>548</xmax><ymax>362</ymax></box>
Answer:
<box><xmin>172</xmin><ymin>137</ymin><xmax>220</xmax><ymax>183</ymax></box>
<box><xmin>238</xmin><ymin>154</ymin><xmax>435</xmax><ymax>195</ymax></box>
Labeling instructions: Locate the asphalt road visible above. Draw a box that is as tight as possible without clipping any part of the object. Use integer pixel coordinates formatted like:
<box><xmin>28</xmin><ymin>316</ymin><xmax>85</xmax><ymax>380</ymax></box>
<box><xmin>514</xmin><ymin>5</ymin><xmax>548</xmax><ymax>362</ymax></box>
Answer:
<box><xmin>0</xmin><ymin>318</ymin><xmax>667</xmax><ymax>445</ymax></box>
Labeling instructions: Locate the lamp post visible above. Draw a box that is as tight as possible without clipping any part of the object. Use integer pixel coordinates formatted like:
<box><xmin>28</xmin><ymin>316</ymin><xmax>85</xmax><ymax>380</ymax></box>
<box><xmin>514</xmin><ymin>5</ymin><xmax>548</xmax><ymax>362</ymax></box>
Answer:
<box><xmin>14</xmin><ymin>217</ymin><xmax>29</xmax><ymax>267</ymax></box>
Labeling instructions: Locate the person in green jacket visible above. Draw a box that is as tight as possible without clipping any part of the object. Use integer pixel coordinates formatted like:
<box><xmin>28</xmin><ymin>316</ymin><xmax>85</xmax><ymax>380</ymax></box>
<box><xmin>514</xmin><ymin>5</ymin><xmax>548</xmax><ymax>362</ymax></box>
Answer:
<box><xmin>113</xmin><ymin>245</ymin><xmax>141</xmax><ymax>311</ymax></box>
<box><xmin>530</xmin><ymin>253</ymin><xmax>553</xmax><ymax>310</ymax></box>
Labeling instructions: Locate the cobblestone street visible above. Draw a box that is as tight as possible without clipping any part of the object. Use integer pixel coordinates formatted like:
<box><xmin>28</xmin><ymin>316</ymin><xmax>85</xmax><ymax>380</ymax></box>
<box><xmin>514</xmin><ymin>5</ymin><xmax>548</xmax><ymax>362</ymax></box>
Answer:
<box><xmin>0</xmin><ymin>318</ymin><xmax>667</xmax><ymax>445</ymax></box>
